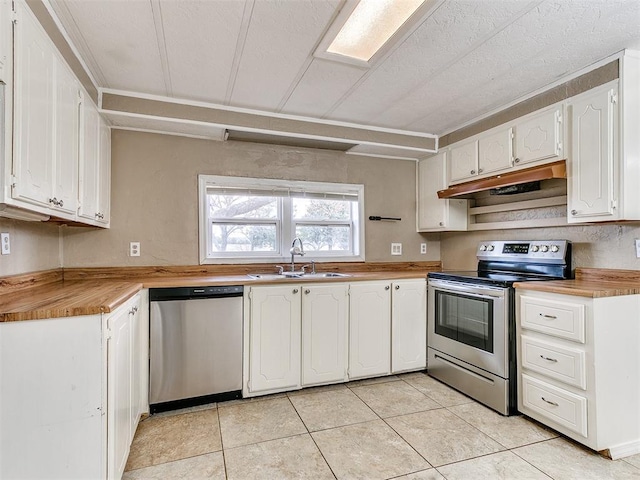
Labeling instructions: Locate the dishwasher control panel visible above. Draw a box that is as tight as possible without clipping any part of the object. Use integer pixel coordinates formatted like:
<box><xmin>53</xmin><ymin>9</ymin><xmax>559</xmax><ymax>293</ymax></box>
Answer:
<box><xmin>149</xmin><ymin>285</ymin><xmax>244</xmax><ymax>301</ymax></box>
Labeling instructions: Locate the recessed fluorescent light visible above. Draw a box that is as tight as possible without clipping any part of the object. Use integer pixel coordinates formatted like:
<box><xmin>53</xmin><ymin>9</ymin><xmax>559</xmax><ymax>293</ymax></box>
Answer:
<box><xmin>327</xmin><ymin>0</ymin><xmax>425</xmax><ymax>62</ymax></box>
<box><xmin>315</xmin><ymin>0</ymin><xmax>430</xmax><ymax>67</ymax></box>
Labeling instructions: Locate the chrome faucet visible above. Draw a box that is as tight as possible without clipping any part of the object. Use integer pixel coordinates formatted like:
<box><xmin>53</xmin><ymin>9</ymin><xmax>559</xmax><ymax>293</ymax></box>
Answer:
<box><xmin>290</xmin><ymin>237</ymin><xmax>305</xmax><ymax>272</ymax></box>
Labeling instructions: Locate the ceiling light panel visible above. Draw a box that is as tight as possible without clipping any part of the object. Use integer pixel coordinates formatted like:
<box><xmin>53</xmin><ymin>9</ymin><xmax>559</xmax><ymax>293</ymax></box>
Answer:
<box><xmin>316</xmin><ymin>0</ymin><xmax>427</xmax><ymax>67</ymax></box>
<box><xmin>328</xmin><ymin>0</ymin><xmax>424</xmax><ymax>61</ymax></box>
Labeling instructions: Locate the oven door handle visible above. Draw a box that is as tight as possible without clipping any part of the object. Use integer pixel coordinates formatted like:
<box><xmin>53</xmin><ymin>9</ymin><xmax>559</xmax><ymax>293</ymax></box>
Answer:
<box><xmin>428</xmin><ymin>280</ymin><xmax>506</xmax><ymax>298</ymax></box>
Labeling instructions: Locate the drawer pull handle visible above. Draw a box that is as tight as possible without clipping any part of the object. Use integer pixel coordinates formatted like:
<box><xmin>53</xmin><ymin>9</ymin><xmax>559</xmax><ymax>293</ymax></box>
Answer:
<box><xmin>540</xmin><ymin>355</ymin><xmax>558</xmax><ymax>363</ymax></box>
<box><xmin>541</xmin><ymin>396</ymin><xmax>559</xmax><ymax>407</ymax></box>
<box><xmin>539</xmin><ymin>313</ymin><xmax>557</xmax><ymax>319</ymax></box>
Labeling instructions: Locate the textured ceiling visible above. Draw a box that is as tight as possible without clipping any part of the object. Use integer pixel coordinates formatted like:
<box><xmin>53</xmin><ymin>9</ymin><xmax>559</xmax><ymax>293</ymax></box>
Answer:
<box><xmin>49</xmin><ymin>0</ymin><xmax>640</xmax><ymax>138</ymax></box>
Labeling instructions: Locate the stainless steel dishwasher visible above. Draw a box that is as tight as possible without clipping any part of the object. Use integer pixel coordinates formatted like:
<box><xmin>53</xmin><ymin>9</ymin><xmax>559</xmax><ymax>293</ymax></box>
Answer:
<box><xmin>149</xmin><ymin>285</ymin><xmax>243</xmax><ymax>413</ymax></box>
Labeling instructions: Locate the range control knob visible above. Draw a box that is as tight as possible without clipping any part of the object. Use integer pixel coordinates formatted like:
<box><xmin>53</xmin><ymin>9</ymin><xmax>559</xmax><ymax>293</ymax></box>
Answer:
<box><xmin>531</xmin><ymin>245</ymin><xmax>540</xmax><ymax>252</ymax></box>
<box><xmin>479</xmin><ymin>245</ymin><xmax>487</xmax><ymax>251</ymax></box>
<box><xmin>540</xmin><ymin>245</ymin><xmax>549</xmax><ymax>253</ymax></box>
<box><xmin>488</xmin><ymin>245</ymin><xmax>495</xmax><ymax>251</ymax></box>
<box><xmin>551</xmin><ymin>245</ymin><xmax>560</xmax><ymax>253</ymax></box>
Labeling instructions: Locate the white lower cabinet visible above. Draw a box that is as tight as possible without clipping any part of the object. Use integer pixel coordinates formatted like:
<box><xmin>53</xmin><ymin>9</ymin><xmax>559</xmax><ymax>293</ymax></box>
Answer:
<box><xmin>348</xmin><ymin>282</ymin><xmax>392</xmax><ymax>380</ymax></box>
<box><xmin>391</xmin><ymin>280</ymin><xmax>427</xmax><ymax>373</ymax></box>
<box><xmin>517</xmin><ymin>289</ymin><xmax>640</xmax><ymax>459</ymax></box>
<box><xmin>245</xmin><ymin>279</ymin><xmax>426</xmax><ymax>395</ymax></box>
<box><xmin>246</xmin><ymin>285</ymin><xmax>302</xmax><ymax>395</ymax></box>
<box><xmin>301</xmin><ymin>284</ymin><xmax>349</xmax><ymax>386</ymax></box>
<box><xmin>0</xmin><ymin>292</ymin><xmax>148</xmax><ymax>480</ymax></box>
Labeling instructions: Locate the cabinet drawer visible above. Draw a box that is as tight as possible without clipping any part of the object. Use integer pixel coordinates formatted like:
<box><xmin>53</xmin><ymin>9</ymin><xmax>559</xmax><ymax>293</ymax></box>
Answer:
<box><xmin>521</xmin><ymin>335</ymin><xmax>586</xmax><ymax>389</ymax></box>
<box><xmin>520</xmin><ymin>295</ymin><xmax>585</xmax><ymax>343</ymax></box>
<box><xmin>521</xmin><ymin>373</ymin><xmax>587</xmax><ymax>437</ymax></box>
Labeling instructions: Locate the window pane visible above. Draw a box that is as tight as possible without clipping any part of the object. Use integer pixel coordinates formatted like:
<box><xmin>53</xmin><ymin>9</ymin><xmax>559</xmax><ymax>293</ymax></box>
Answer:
<box><xmin>292</xmin><ymin>198</ymin><xmax>352</xmax><ymax>220</ymax></box>
<box><xmin>211</xmin><ymin>224</ymin><xmax>277</xmax><ymax>252</ymax></box>
<box><xmin>296</xmin><ymin>225</ymin><xmax>351</xmax><ymax>252</ymax></box>
<box><xmin>208</xmin><ymin>194</ymin><xmax>278</xmax><ymax>219</ymax></box>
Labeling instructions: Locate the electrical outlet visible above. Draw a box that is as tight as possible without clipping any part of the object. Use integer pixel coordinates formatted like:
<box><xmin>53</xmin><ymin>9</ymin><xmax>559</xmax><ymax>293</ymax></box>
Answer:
<box><xmin>635</xmin><ymin>239</ymin><xmax>640</xmax><ymax>258</ymax></box>
<box><xmin>420</xmin><ymin>243</ymin><xmax>427</xmax><ymax>254</ymax></box>
<box><xmin>130</xmin><ymin>242</ymin><xmax>140</xmax><ymax>257</ymax></box>
<box><xmin>1</xmin><ymin>233</ymin><xmax>10</xmax><ymax>255</ymax></box>
<box><xmin>391</xmin><ymin>243</ymin><xmax>402</xmax><ymax>255</ymax></box>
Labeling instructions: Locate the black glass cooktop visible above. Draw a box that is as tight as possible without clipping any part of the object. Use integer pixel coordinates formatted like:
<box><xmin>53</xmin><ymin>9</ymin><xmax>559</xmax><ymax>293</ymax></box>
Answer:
<box><xmin>428</xmin><ymin>270</ymin><xmax>561</xmax><ymax>288</ymax></box>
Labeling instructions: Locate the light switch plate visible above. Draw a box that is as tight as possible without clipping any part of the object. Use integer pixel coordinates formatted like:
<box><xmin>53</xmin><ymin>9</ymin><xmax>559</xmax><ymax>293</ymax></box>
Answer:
<box><xmin>391</xmin><ymin>243</ymin><xmax>402</xmax><ymax>255</ymax></box>
<box><xmin>130</xmin><ymin>242</ymin><xmax>140</xmax><ymax>257</ymax></box>
<box><xmin>635</xmin><ymin>239</ymin><xmax>640</xmax><ymax>258</ymax></box>
<box><xmin>1</xmin><ymin>233</ymin><xmax>10</xmax><ymax>255</ymax></box>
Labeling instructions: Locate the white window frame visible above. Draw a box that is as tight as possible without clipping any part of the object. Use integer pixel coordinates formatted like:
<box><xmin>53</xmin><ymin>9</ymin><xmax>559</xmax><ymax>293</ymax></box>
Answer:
<box><xmin>198</xmin><ymin>175</ymin><xmax>365</xmax><ymax>264</ymax></box>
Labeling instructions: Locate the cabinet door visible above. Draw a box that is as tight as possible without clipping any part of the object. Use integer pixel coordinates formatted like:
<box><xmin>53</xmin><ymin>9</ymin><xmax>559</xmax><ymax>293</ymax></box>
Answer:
<box><xmin>301</xmin><ymin>284</ymin><xmax>348</xmax><ymax>386</ymax></box>
<box><xmin>449</xmin><ymin>140</ymin><xmax>478</xmax><ymax>183</ymax></box>
<box><xmin>478</xmin><ymin>127</ymin><xmax>513</xmax><ymax>175</ymax></box>
<box><xmin>78</xmin><ymin>99</ymin><xmax>100</xmax><ymax>222</ymax></box>
<box><xmin>567</xmin><ymin>86</ymin><xmax>617</xmax><ymax>222</ymax></box>
<box><xmin>348</xmin><ymin>282</ymin><xmax>391</xmax><ymax>379</ymax></box>
<box><xmin>12</xmin><ymin>2</ymin><xmax>55</xmax><ymax>207</ymax></box>
<box><xmin>249</xmin><ymin>286</ymin><xmax>301</xmax><ymax>393</ymax></box>
<box><xmin>0</xmin><ymin>0</ymin><xmax>10</xmax><ymax>83</ymax></box>
<box><xmin>129</xmin><ymin>296</ymin><xmax>142</xmax><ymax>435</ymax></box>
<box><xmin>107</xmin><ymin>307</ymin><xmax>132</xmax><ymax>480</ymax></box>
<box><xmin>53</xmin><ymin>62</ymin><xmax>80</xmax><ymax>215</ymax></box>
<box><xmin>97</xmin><ymin>116</ymin><xmax>111</xmax><ymax>224</ymax></box>
<box><xmin>391</xmin><ymin>280</ymin><xmax>427</xmax><ymax>373</ymax></box>
<box><xmin>514</xmin><ymin>106</ymin><xmax>563</xmax><ymax>165</ymax></box>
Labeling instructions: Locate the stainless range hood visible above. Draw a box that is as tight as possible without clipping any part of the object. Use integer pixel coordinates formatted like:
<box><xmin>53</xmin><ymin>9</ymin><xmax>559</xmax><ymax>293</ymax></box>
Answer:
<box><xmin>437</xmin><ymin>160</ymin><xmax>567</xmax><ymax>199</ymax></box>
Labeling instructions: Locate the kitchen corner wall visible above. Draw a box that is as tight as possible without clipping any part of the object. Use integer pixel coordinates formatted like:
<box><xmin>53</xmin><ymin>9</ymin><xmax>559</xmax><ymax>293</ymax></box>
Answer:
<box><xmin>441</xmin><ymin>224</ymin><xmax>640</xmax><ymax>271</ymax></box>
<box><xmin>62</xmin><ymin>130</ymin><xmax>439</xmax><ymax>267</ymax></box>
<box><xmin>0</xmin><ymin>218</ymin><xmax>61</xmax><ymax>276</ymax></box>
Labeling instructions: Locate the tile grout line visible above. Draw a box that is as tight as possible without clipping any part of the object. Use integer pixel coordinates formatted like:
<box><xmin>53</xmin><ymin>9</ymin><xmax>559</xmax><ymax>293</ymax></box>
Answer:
<box><xmin>285</xmin><ymin>395</ymin><xmax>338</xmax><ymax>480</ymax></box>
<box><xmin>215</xmin><ymin>407</ymin><xmax>230</xmax><ymax>480</ymax></box>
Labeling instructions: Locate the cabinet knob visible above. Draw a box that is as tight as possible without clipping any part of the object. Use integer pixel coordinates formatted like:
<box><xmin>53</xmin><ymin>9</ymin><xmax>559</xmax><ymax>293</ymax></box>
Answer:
<box><xmin>439</xmin><ymin>221</ymin><xmax>444</xmax><ymax>226</ymax></box>
<box><xmin>58</xmin><ymin>199</ymin><xmax>64</xmax><ymax>207</ymax></box>
<box><xmin>292</xmin><ymin>289</ymin><xmax>299</xmax><ymax>294</ymax></box>
<box><xmin>304</xmin><ymin>289</ymin><xmax>310</xmax><ymax>294</ymax></box>
<box><xmin>395</xmin><ymin>285</ymin><xmax>400</xmax><ymax>290</ymax></box>
<box><xmin>385</xmin><ymin>285</ymin><xmax>390</xmax><ymax>290</ymax></box>
<box><xmin>478</xmin><ymin>168</ymin><xmax>483</xmax><ymax>173</ymax></box>
<box><xmin>470</xmin><ymin>169</ymin><xmax>476</xmax><ymax>175</ymax></box>
<box><xmin>570</xmin><ymin>209</ymin><xmax>578</xmax><ymax>216</ymax></box>
<box><xmin>514</xmin><ymin>158</ymin><xmax>521</xmax><ymax>164</ymax></box>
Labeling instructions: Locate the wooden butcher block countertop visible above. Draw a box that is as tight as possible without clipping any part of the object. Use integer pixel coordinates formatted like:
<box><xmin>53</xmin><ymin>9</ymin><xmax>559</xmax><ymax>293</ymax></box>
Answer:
<box><xmin>0</xmin><ymin>262</ymin><xmax>440</xmax><ymax>322</ymax></box>
<box><xmin>514</xmin><ymin>268</ymin><xmax>640</xmax><ymax>298</ymax></box>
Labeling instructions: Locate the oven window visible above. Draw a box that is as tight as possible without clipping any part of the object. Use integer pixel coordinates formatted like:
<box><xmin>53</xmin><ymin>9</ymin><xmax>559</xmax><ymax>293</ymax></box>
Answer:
<box><xmin>434</xmin><ymin>290</ymin><xmax>493</xmax><ymax>352</ymax></box>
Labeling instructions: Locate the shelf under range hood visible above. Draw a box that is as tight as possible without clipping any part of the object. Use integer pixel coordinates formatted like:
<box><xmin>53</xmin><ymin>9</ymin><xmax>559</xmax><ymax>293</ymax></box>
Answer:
<box><xmin>437</xmin><ymin>160</ymin><xmax>567</xmax><ymax>199</ymax></box>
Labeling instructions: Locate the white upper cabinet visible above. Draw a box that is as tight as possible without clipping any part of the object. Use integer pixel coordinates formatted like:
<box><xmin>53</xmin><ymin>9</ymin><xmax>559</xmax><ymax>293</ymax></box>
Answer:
<box><xmin>12</xmin><ymin>1</ymin><xmax>55</xmax><ymax>208</ymax></box>
<box><xmin>0</xmin><ymin>0</ymin><xmax>10</xmax><ymax>83</ymax></box>
<box><xmin>79</xmin><ymin>98</ymin><xmax>111</xmax><ymax>226</ymax></box>
<box><xmin>567</xmin><ymin>53</ymin><xmax>640</xmax><ymax>223</ymax></box>
<box><xmin>416</xmin><ymin>152</ymin><xmax>467</xmax><ymax>232</ymax></box>
<box><xmin>567</xmin><ymin>84</ymin><xmax>617</xmax><ymax>221</ymax></box>
<box><xmin>513</xmin><ymin>105</ymin><xmax>563</xmax><ymax>166</ymax></box>
<box><xmin>449</xmin><ymin>140</ymin><xmax>478</xmax><ymax>183</ymax></box>
<box><xmin>53</xmin><ymin>61</ymin><xmax>80</xmax><ymax>215</ymax></box>
<box><xmin>478</xmin><ymin>127</ymin><xmax>513</xmax><ymax>175</ymax></box>
<box><xmin>12</xmin><ymin>1</ymin><xmax>81</xmax><ymax>219</ymax></box>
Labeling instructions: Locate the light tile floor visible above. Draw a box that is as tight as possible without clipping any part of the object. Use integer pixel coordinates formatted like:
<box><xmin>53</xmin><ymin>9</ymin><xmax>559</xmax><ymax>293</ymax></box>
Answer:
<box><xmin>123</xmin><ymin>372</ymin><xmax>640</xmax><ymax>480</ymax></box>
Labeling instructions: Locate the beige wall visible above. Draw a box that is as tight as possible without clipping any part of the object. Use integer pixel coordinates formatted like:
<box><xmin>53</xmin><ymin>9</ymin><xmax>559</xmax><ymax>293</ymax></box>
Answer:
<box><xmin>0</xmin><ymin>218</ymin><xmax>61</xmax><ymax>276</ymax></box>
<box><xmin>63</xmin><ymin>130</ymin><xmax>439</xmax><ymax>267</ymax></box>
<box><xmin>441</xmin><ymin>224</ymin><xmax>640</xmax><ymax>271</ymax></box>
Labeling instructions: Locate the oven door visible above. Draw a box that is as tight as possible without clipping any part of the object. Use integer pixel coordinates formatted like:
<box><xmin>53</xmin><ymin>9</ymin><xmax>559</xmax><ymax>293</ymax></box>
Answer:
<box><xmin>428</xmin><ymin>279</ymin><xmax>510</xmax><ymax>378</ymax></box>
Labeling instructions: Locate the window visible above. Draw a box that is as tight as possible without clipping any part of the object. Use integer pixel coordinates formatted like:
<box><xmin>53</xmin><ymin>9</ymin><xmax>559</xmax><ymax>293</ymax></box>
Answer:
<box><xmin>199</xmin><ymin>175</ymin><xmax>364</xmax><ymax>263</ymax></box>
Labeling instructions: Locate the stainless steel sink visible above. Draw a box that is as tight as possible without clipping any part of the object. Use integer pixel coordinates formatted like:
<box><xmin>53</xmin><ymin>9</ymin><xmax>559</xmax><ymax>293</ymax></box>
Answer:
<box><xmin>246</xmin><ymin>272</ymin><xmax>351</xmax><ymax>280</ymax></box>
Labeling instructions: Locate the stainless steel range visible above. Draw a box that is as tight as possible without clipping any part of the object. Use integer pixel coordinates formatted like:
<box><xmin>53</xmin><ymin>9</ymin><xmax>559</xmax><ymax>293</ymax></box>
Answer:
<box><xmin>427</xmin><ymin>240</ymin><xmax>572</xmax><ymax>415</ymax></box>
